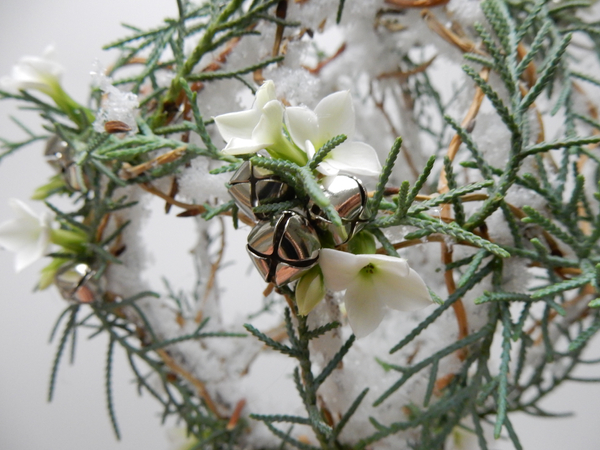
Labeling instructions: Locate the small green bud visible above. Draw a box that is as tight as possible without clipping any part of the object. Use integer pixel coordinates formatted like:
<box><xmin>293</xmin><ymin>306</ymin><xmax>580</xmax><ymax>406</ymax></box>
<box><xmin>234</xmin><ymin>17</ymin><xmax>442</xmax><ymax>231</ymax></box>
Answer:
<box><xmin>31</xmin><ymin>175</ymin><xmax>66</xmax><ymax>200</ymax></box>
<box><xmin>296</xmin><ymin>265</ymin><xmax>325</xmax><ymax>316</ymax></box>
<box><xmin>38</xmin><ymin>257</ymin><xmax>69</xmax><ymax>290</ymax></box>
<box><xmin>50</xmin><ymin>228</ymin><xmax>87</xmax><ymax>252</ymax></box>
<box><xmin>348</xmin><ymin>230</ymin><xmax>377</xmax><ymax>255</ymax></box>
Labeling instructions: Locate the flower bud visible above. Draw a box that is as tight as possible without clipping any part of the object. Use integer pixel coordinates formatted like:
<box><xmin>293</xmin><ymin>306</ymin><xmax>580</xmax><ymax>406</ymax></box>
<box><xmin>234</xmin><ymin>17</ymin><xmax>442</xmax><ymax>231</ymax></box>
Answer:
<box><xmin>295</xmin><ymin>265</ymin><xmax>325</xmax><ymax>316</ymax></box>
<box><xmin>348</xmin><ymin>230</ymin><xmax>377</xmax><ymax>255</ymax></box>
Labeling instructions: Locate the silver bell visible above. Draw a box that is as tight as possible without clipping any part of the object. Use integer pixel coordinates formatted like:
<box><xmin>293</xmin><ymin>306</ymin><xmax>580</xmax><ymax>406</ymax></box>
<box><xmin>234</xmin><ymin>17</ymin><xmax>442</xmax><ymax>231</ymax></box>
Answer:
<box><xmin>45</xmin><ymin>135</ymin><xmax>73</xmax><ymax>173</ymax></box>
<box><xmin>44</xmin><ymin>135</ymin><xmax>86</xmax><ymax>191</ymax></box>
<box><xmin>247</xmin><ymin>210</ymin><xmax>320</xmax><ymax>286</ymax></box>
<box><xmin>55</xmin><ymin>263</ymin><xmax>105</xmax><ymax>303</ymax></box>
<box><xmin>228</xmin><ymin>161</ymin><xmax>293</xmax><ymax>222</ymax></box>
<box><xmin>308</xmin><ymin>175</ymin><xmax>369</xmax><ymax>245</ymax></box>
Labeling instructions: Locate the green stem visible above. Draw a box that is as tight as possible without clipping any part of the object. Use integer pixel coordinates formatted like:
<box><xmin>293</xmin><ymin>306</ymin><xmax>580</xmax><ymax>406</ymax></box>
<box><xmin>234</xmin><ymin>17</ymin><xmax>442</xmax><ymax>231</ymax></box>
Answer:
<box><xmin>296</xmin><ymin>313</ymin><xmax>333</xmax><ymax>449</ymax></box>
<box><xmin>47</xmin><ymin>82</ymin><xmax>95</xmax><ymax>128</ymax></box>
<box><xmin>151</xmin><ymin>0</ymin><xmax>244</xmax><ymax>128</ymax></box>
<box><xmin>266</xmin><ymin>137</ymin><xmax>308</xmax><ymax>166</ymax></box>
<box><xmin>50</xmin><ymin>228</ymin><xmax>88</xmax><ymax>253</ymax></box>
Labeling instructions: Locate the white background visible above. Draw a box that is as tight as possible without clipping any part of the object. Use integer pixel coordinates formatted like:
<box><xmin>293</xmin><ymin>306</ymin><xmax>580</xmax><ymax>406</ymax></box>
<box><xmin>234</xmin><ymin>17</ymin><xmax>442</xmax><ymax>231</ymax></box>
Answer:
<box><xmin>0</xmin><ymin>1</ymin><xmax>600</xmax><ymax>449</ymax></box>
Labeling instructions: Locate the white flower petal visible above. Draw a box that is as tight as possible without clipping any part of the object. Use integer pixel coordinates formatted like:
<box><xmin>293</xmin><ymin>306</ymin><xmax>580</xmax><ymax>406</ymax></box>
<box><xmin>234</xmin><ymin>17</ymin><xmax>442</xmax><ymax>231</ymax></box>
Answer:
<box><xmin>315</xmin><ymin>160</ymin><xmax>340</xmax><ymax>176</ymax></box>
<box><xmin>304</xmin><ymin>140</ymin><xmax>317</xmax><ymax>160</ymax></box>
<box><xmin>324</xmin><ymin>141</ymin><xmax>382</xmax><ymax>177</ymax></box>
<box><xmin>0</xmin><ymin>220</ymin><xmax>39</xmax><ymax>253</ymax></box>
<box><xmin>215</xmin><ymin>109</ymin><xmax>262</xmax><ymax>143</ymax></box>
<box><xmin>254</xmin><ymin>80</ymin><xmax>276</xmax><ymax>109</ymax></box>
<box><xmin>9</xmin><ymin>198</ymin><xmax>40</xmax><ymax>222</ymax></box>
<box><xmin>252</xmin><ymin>100</ymin><xmax>284</xmax><ymax>146</ymax></box>
<box><xmin>319</xmin><ymin>248</ymin><xmax>365</xmax><ymax>291</ymax></box>
<box><xmin>344</xmin><ymin>277</ymin><xmax>386</xmax><ymax>338</ymax></box>
<box><xmin>285</xmin><ymin>106</ymin><xmax>319</xmax><ymax>152</ymax></box>
<box><xmin>214</xmin><ymin>81</ymin><xmax>281</xmax><ymax>153</ymax></box>
<box><xmin>14</xmin><ymin>233</ymin><xmax>48</xmax><ymax>272</ymax></box>
<box><xmin>2</xmin><ymin>46</ymin><xmax>63</xmax><ymax>93</ymax></box>
<box><xmin>376</xmin><ymin>267</ymin><xmax>433</xmax><ymax>311</ymax></box>
<box><xmin>315</xmin><ymin>90</ymin><xmax>355</xmax><ymax>143</ymax></box>
<box><xmin>221</xmin><ymin>137</ymin><xmax>269</xmax><ymax>155</ymax></box>
<box><xmin>0</xmin><ymin>199</ymin><xmax>53</xmax><ymax>272</ymax></box>
<box><xmin>370</xmin><ymin>254</ymin><xmax>410</xmax><ymax>277</ymax></box>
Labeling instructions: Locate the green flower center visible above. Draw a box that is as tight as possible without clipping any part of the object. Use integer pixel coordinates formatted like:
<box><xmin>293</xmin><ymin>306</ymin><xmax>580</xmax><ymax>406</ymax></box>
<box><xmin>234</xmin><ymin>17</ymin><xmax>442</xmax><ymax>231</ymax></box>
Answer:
<box><xmin>360</xmin><ymin>263</ymin><xmax>376</xmax><ymax>275</ymax></box>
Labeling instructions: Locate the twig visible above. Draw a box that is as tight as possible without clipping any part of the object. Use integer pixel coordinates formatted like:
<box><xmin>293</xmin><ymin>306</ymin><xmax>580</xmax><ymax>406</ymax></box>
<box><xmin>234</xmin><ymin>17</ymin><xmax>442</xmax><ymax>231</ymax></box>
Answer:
<box><xmin>421</xmin><ymin>10</ymin><xmax>486</xmax><ymax>55</ymax></box>
<box><xmin>121</xmin><ymin>147</ymin><xmax>187</xmax><ymax>179</ymax></box>
<box><xmin>155</xmin><ymin>348</ymin><xmax>224</xmax><ymax>418</ymax></box>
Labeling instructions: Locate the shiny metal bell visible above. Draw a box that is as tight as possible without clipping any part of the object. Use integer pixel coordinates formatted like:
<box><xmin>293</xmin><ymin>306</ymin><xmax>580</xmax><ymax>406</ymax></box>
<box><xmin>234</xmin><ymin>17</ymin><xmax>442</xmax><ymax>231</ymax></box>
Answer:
<box><xmin>45</xmin><ymin>135</ymin><xmax>73</xmax><ymax>173</ymax></box>
<box><xmin>247</xmin><ymin>210</ymin><xmax>321</xmax><ymax>286</ymax></box>
<box><xmin>228</xmin><ymin>161</ymin><xmax>294</xmax><ymax>222</ymax></box>
<box><xmin>44</xmin><ymin>135</ymin><xmax>86</xmax><ymax>191</ymax></box>
<box><xmin>55</xmin><ymin>263</ymin><xmax>105</xmax><ymax>303</ymax></box>
<box><xmin>308</xmin><ymin>175</ymin><xmax>369</xmax><ymax>245</ymax></box>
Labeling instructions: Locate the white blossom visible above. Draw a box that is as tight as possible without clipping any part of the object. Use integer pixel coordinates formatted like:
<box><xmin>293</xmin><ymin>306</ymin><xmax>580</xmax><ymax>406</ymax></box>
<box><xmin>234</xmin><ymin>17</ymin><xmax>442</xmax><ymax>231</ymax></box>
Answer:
<box><xmin>214</xmin><ymin>80</ymin><xmax>306</xmax><ymax>164</ymax></box>
<box><xmin>285</xmin><ymin>90</ymin><xmax>382</xmax><ymax>177</ymax></box>
<box><xmin>0</xmin><ymin>199</ymin><xmax>54</xmax><ymax>272</ymax></box>
<box><xmin>319</xmin><ymin>249</ymin><xmax>433</xmax><ymax>338</ymax></box>
<box><xmin>214</xmin><ymin>80</ymin><xmax>282</xmax><ymax>155</ymax></box>
<box><xmin>0</xmin><ymin>45</ymin><xmax>63</xmax><ymax>95</ymax></box>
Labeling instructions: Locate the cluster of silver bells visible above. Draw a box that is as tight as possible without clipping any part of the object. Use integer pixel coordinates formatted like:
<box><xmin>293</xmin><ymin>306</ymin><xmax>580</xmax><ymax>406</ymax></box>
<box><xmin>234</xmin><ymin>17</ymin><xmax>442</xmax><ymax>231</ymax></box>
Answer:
<box><xmin>44</xmin><ymin>137</ymin><xmax>370</xmax><ymax>295</ymax></box>
<box><xmin>45</xmin><ymin>136</ymin><xmax>103</xmax><ymax>302</ymax></box>
<box><xmin>229</xmin><ymin>161</ymin><xmax>369</xmax><ymax>286</ymax></box>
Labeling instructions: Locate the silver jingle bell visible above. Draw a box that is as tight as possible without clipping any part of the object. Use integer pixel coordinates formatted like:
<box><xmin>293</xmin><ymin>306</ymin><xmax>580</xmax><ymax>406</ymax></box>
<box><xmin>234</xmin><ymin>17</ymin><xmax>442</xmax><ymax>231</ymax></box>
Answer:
<box><xmin>44</xmin><ymin>135</ymin><xmax>87</xmax><ymax>191</ymax></box>
<box><xmin>308</xmin><ymin>175</ymin><xmax>369</xmax><ymax>245</ymax></box>
<box><xmin>45</xmin><ymin>135</ymin><xmax>73</xmax><ymax>173</ymax></box>
<box><xmin>228</xmin><ymin>161</ymin><xmax>293</xmax><ymax>222</ymax></box>
<box><xmin>247</xmin><ymin>210</ymin><xmax>320</xmax><ymax>286</ymax></box>
<box><xmin>55</xmin><ymin>263</ymin><xmax>106</xmax><ymax>303</ymax></box>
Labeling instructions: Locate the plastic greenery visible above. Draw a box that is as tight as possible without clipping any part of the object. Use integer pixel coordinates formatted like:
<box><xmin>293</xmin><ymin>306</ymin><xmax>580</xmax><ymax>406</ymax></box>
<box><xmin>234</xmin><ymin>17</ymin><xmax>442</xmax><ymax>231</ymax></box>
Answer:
<box><xmin>3</xmin><ymin>0</ymin><xmax>600</xmax><ymax>448</ymax></box>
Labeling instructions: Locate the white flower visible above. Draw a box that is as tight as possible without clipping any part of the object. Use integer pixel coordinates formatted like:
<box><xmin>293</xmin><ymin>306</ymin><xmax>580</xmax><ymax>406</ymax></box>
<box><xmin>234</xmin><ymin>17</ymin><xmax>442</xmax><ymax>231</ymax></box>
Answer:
<box><xmin>0</xmin><ymin>45</ymin><xmax>63</xmax><ymax>95</ymax></box>
<box><xmin>214</xmin><ymin>80</ymin><xmax>307</xmax><ymax>165</ymax></box>
<box><xmin>285</xmin><ymin>91</ymin><xmax>382</xmax><ymax>177</ymax></box>
<box><xmin>0</xmin><ymin>199</ymin><xmax>54</xmax><ymax>272</ymax></box>
<box><xmin>319</xmin><ymin>249</ymin><xmax>433</xmax><ymax>338</ymax></box>
<box><xmin>215</xmin><ymin>80</ymin><xmax>282</xmax><ymax>155</ymax></box>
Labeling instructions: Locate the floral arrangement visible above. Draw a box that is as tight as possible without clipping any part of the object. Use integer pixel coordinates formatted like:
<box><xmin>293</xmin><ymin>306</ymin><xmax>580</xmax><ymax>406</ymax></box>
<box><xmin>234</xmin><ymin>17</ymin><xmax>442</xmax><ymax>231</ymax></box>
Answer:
<box><xmin>2</xmin><ymin>0</ymin><xmax>600</xmax><ymax>449</ymax></box>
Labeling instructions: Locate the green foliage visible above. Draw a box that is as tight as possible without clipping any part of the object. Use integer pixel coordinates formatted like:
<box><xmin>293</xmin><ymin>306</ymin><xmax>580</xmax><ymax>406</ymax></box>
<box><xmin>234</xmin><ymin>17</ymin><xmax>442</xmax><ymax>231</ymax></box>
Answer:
<box><xmin>5</xmin><ymin>0</ymin><xmax>600</xmax><ymax>448</ymax></box>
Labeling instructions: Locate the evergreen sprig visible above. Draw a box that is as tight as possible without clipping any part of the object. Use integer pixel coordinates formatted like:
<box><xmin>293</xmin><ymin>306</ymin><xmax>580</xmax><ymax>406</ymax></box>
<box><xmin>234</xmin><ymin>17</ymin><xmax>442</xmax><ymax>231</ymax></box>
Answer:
<box><xmin>4</xmin><ymin>0</ymin><xmax>600</xmax><ymax>447</ymax></box>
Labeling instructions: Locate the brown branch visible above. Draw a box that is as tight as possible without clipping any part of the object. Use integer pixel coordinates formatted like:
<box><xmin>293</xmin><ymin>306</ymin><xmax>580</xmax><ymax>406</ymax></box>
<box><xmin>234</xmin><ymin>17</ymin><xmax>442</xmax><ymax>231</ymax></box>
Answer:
<box><xmin>121</xmin><ymin>147</ymin><xmax>187</xmax><ymax>179</ymax></box>
<box><xmin>442</xmin><ymin>241</ymin><xmax>468</xmax><ymax>361</ymax></box>
<box><xmin>304</xmin><ymin>43</ymin><xmax>347</xmax><ymax>75</ymax></box>
<box><xmin>139</xmin><ymin>182</ymin><xmax>206</xmax><ymax>212</ymax></box>
<box><xmin>226</xmin><ymin>399</ymin><xmax>246</xmax><ymax>430</ymax></box>
<box><xmin>369</xmin><ymin>82</ymin><xmax>420</xmax><ymax>179</ymax></box>
<box><xmin>377</xmin><ymin>56</ymin><xmax>437</xmax><ymax>81</ymax></box>
<box><xmin>439</xmin><ymin>66</ymin><xmax>490</xmax><ymax>196</ymax></box>
<box><xmin>196</xmin><ymin>217</ymin><xmax>227</xmax><ymax>323</ymax></box>
<box><xmin>516</xmin><ymin>43</ymin><xmax>538</xmax><ymax>88</ymax></box>
<box><xmin>386</xmin><ymin>0</ymin><xmax>449</xmax><ymax>8</ymax></box>
<box><xmin>165</xmin><ymin>177</ymin><xmax>178</xmax><ymax>214</ymax></box>
<box><xmin>528</xmin><ymin>284</ymin><xmax>595</xmax><ymax>343</ymax></box>
<box><xmin>421</xmin><ymin>10</ymin><xmax>486</xmax><ymax>55</ymax></box>
<box><xmin>263</xmin><ymin>282</ymin><xmax>275</xmax><ymax>297</ymax></box>
<box><xmin>272</xmin><ymin>1</ymin><xmax>288</xmax><ymax>57</ymax></box>
<box><xmin>156</xmin><ymin>348</ymin><xmax>225</xmax><ymax>418</ymax></box>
